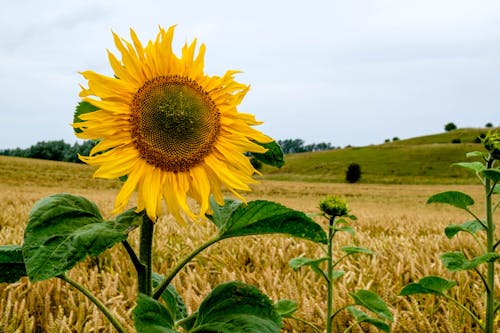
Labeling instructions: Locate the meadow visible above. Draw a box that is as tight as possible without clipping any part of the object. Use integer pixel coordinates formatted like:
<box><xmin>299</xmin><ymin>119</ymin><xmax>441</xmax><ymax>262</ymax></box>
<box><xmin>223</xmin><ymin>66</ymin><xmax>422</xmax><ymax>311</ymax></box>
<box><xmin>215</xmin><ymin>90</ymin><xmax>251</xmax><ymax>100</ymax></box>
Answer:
<box><xmin>0</xmin><ymin>155</ymin><xmax>498</xmax><ymax>332</ymax></box>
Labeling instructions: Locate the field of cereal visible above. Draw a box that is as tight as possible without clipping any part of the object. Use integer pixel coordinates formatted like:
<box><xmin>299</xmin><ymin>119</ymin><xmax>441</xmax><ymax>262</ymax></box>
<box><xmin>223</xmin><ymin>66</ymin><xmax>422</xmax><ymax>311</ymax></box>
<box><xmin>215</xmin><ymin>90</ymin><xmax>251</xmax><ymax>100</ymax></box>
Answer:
<box><xmin>0</xmin><ymin>155</ymin><xmax>498</xmax><ymax>332</ymax></box>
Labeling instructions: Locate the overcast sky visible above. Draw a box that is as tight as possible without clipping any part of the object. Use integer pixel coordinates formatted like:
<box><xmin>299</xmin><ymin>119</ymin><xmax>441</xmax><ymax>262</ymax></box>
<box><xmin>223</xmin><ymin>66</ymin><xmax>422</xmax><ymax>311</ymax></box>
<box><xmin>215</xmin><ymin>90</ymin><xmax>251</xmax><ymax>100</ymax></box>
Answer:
<box><xmin>1</xmin><ymin>0</ymin><xmax>499</xmax><ymax>150</ymax></box>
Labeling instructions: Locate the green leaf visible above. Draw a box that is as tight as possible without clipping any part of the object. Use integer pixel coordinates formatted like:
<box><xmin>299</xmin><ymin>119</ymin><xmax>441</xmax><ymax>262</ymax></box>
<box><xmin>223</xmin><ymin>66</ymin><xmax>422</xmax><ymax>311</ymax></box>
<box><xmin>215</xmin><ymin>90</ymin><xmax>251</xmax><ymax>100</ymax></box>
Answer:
<box><xmin>399</xmin><ymin>276</ymin><xmax>456</xmax><ymax>296</ymax></box>
<box><xmin>274</xmin><ymin>299</ymin><xmax>298</xmax><ymax>318</ymax></box>
<box><xmin>349</xmin><ymin>290</ymin><xmax>393</xmax><ymax>322</ymax></box>
<box><xmin>480</xmin><ymin>169</ymin><xmax>500</xmax><ymax>183</ymax></box>
<box><xmin>250</xmin><ymin>141</ymin><xmax>285</xmax><ymax>168</ymax></box>
<box><xmin>441</xmin><ymin>252</ymin><xmax>500</xmax><ymax>272</ymax></box>
<box><xmin>22</xmin><ymin>195</ymin><xmax>141</xmax><ymax>281</ymax></box>
<box><xmin>341</xmin><ymin>246</ymin><xmax>375</xmax><ymax>255</ymax></box>
<box><xmin>493</xmin><ymin>184</ymin><xmax>500</xmax><ymax>194</ymax></box>
<box><xmin>187</xmin><ymin>281</ymin><xmax>282</xmax><ymax>333</ymax></box>
<box><xmin>289</xmin><ymin>257</ymin><xmax>327</xmax><ymax>275</ymax></box>
<box><xmin>466</xmin><ymin>151</ymin><xmax>485</xmax><ymax>158</ymax></box>
<box><xmin>73</xmin><ymin>101</ymin><xmax>99</xmax><ymax>134</ymax></box>
<box><xmin>208</xmin><ymin>199</ymin><xmax>327</xmax><ymax>244</ymax></box>
<box><xmin>0</xmin><ymin>245</ymin><xmax>26</xmax><ymax>283</ymax></box>
<box><xmin>332</xmin><ymin>270</ymin><xmax>346</xmax><ymax>280</ymax></box>
<box><xmin>453</xmin><ymin>162</ymin><xmax>486</xmax><ymax>173</ymax></box>
<box><xmin>152</xmin><ymin>273</ymin><xmax>188</xmax><ymax>321</ymax></box>
<box><xmin>346</xmin><ymin>306</ymin><xmax>391</xmax><ymax>332</ymax></box>
<box><xmin>133</xmin><ymin>293</ymin><xmax>179</xmax><ymax>333</ymax></box>
<box><xmin>444</xmin><ymin>220</ymin><xmax>485</xmax><ymax>239</ymax></box>
<box><xmin>427</xmin><ymin>191</ymin><xmax>475</xmax><ymax>210</ymax></box>
<box><xmin>334</xmin><ymin>225</ymin><xmax>355</xmax><ymax>236</ymax></box>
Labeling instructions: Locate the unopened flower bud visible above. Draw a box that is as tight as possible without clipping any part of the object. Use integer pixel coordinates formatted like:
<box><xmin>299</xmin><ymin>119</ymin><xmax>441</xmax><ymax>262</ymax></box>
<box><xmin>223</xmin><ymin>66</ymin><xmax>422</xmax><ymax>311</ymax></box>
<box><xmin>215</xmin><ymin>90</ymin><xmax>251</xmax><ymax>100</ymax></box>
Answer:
<box><xmin>319</xmin><ymin>196</ymin><xmax>349</xmax><ymax>217</ymax></box>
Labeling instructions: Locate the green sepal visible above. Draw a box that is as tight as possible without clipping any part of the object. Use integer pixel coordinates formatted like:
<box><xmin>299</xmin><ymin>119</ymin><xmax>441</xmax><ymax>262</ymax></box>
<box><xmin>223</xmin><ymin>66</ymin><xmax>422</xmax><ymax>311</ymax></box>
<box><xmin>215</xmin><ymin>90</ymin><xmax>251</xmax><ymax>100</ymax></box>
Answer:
<box><xmin>453</xmin><ymin>162</ymin><xmax>486</xmax><ymax>173</ymax></box>
<box><xmin>133</xmin><ymin>293</ymin><xmax>179</xmax><ymax>333</ymax></box>
<box><xmin>289</xmin><ymin>257</ymin><xmax>327</xmax><ymax>275</ymax></box>
<box><xmin>399</xmin><ymin>276</ymin><xmax>456</xmax><ymax>296</ymax></box>
<box><xmin>346</xmin><ymin>306</ymin><xmax>391</xmax><ymax>332</ymax></box>
<box><xmin>250</xmin><ymin>141</ymin><xmax>285</xmax><ymax>168</ymax></box>
<box><xmin>152</xmin><ymin>273</ymin><xmax>188</xmax><ymax>321</ymax></box>
<box><xmin>22</xmin><ymin>194</ymin><xmax>141</xmax><ymax>281</ymax></box>
<box><xmin>273</xmin><ymin>299</ymin><xmax>298</xmax><ymax>318</ymax></box>
<box><xmin>427</xmin><ymin>191</ymin><xmax>475</xmax><ymax>210</ymax></box>
<box><xmin>444</xmin><ymin>220</ymin><xmax>485</xmax><ymax>239</ymax></box>
<box><xmin>183</xmin><ymin>281</ymin><xmax>282</xmax><ymax>333</ymax></box>
<box><xmin>0</xmin><ymin>245</ymin><xmax>26</xmax><ymax>283</ymax></box>
<box><xmin>73</xmin><ymin>101</ymin><xmax>99</xmax><ymax>134</ymax></box>
<box><xmin>341</xmin><ymin>246</ymin><xmax>375</xmax><ymax>256</ymax></box>
<box><xmin>207</xmin><ymin>198</ymin><xmax>327</xmax><ymax>244</ymax></box>
<box><xmin>349</xmin><ymin>290</ymin><xmax>393</xmax><ymax>322</ymax></box>
<box><xmin>440</xmin><ymin>251</ymin><xmax>500</xmax><ymax>272</ymax></box>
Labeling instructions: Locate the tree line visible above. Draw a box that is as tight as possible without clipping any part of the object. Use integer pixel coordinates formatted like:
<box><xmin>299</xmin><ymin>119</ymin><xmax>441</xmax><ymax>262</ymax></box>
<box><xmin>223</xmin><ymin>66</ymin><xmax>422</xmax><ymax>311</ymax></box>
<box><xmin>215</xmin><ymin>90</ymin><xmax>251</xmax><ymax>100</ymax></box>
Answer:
<box><xmin>277</xmin><ymin>139</ymin><xmax>335</xmax><ymax>154</ymax></box>
<box><xmin>0</xmin><ymin>140</ymin><xmax>96</xmax><ymax>163</ymax></box>
<box><xmin>0</xmin><ymin>138</ymin><xmax>336</xmax><ymax>163</ymax></box>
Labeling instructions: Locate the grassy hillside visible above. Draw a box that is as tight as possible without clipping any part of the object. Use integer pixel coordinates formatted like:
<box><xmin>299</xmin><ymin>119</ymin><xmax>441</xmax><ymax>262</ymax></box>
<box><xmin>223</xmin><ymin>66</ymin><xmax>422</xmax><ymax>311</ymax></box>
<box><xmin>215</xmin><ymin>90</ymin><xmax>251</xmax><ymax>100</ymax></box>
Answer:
<box><xmin>263</xmin><ymin>127</ymin><xmax>497</xmax><ymax>184</ymax></box>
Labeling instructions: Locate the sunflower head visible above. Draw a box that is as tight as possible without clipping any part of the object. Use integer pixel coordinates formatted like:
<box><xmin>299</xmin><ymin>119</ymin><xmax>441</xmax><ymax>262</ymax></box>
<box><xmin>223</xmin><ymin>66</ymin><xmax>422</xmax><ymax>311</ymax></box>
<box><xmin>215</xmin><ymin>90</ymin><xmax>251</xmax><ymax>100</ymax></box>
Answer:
<box><xmin>73</xmin><ymin>26</ymin><xmax>273</xmax><ymax>223</ymax></box>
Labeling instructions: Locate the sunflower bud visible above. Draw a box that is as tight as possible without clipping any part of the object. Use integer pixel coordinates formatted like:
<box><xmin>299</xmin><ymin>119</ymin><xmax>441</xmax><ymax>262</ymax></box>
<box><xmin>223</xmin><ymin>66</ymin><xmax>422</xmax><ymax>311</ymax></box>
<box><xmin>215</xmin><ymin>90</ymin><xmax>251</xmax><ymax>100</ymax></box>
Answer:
<box><xmin>319</xmin><ymin>196</ymin><xmax>349</xmax><ymax>217</ymax></box>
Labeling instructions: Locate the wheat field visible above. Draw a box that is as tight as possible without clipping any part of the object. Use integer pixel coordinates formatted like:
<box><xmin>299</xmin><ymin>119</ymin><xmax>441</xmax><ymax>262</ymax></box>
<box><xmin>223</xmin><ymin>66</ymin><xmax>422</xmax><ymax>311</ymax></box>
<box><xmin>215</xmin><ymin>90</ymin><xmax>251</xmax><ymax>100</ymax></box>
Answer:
<box><xmin>0</xmin><ymin>156</ymin><xmax>498</xmax><ymax>332</ymax></box>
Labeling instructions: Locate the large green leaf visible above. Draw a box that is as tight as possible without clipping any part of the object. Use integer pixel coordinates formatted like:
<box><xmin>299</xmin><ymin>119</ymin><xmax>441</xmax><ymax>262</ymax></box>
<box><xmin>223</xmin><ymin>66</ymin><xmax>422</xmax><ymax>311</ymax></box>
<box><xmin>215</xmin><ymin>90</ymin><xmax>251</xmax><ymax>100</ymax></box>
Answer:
<box><xmin>346</xmin><ymin>306</ymin><xmax>390</xmax><ymax>332</ymax></box>
<box><xmin>207</xmin><ymin>199</ymin><xmax>327</xmax><ymax>244</ymax></box>
<box><xmin>23</xmin><ymin>194</ymin><xmax>141</xmax><ymax>281</ymax></box>
<box><xmin>186</xmin><ymin>281</ymin><xmax>282</xmax><ymax>333</ymax></box>
<box><xmin>133</xmin><ymin>293</ymin><xmax>179</xmax><ymax>333</ymax></box>
<box><xmin>399</xmin><ymin>276</ymin><xmax>456</xmax><ymax>296</ymax></box>
<box><xmin>444</xmin><ymin>220</ymin><xmax>485</xmax><ymax>239</ymax></box>
<box><xmin>349</xmin><ymin>290</ymin><xmax>393</xmax><ymax>322</ymax></box>
<box><xmin>0</xmin><ymin>245</ymin><xmax>26</xmax><ymax>283</ymax></box>
<box><xmin>427</xmin><ymin>191</ymin><xmax>475</xmax><ymax>210</ymax></box>
<box><xmin>73</xmin><ymin>101</ymin><xmax>99</xmax><ymax>134</ymax></box>
<box><xmin>441</xmin><ymin>252</ymin><xmax>500</xmax><ymax>272</ymax></box>
<box><xmin>152</xmin><ymin>273</ymin><xmax>188</xmax><ymax>321</ymax></box>
<box><xmin>250</xmin><ymin>141</ymin><xmax>285</xmax><ymax>168</ymax></box>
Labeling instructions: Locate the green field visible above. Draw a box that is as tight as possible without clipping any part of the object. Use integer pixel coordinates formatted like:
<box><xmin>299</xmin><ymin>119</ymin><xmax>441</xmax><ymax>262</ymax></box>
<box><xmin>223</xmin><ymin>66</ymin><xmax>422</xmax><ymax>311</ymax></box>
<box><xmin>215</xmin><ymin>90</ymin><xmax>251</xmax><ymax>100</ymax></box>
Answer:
<box><xmin>263</xmin><ymin>127</ymin><xmax>496</xmax><ymax>184</ymax></box>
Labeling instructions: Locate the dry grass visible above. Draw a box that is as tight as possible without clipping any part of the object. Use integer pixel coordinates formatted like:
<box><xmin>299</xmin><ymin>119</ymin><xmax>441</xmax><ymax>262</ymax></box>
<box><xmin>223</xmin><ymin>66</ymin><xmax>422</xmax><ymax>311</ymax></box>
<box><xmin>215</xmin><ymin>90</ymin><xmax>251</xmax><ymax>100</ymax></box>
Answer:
<box><xmin>0</xmin><ymin>156</ymin><xmax>499</xmax><ymax>332</ymax></box>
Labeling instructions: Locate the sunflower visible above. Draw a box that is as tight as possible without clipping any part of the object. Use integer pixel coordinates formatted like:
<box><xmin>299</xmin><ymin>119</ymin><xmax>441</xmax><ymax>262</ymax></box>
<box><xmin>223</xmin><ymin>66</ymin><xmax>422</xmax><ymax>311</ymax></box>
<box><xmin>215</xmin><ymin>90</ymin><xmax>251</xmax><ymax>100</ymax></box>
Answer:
<box><xmin>73</xmin><ymin>26</ymin><xmax>272</xmax><ymax>223</ymax></box>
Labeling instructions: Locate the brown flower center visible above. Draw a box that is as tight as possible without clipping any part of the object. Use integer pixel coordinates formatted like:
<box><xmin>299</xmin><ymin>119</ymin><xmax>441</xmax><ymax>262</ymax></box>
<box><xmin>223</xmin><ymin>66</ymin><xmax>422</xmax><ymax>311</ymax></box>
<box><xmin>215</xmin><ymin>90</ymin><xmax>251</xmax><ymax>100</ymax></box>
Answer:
<box><xmin>130</xmin><ymin>75</ymin><xmax>220</xmax><ymax>172</ymax></box>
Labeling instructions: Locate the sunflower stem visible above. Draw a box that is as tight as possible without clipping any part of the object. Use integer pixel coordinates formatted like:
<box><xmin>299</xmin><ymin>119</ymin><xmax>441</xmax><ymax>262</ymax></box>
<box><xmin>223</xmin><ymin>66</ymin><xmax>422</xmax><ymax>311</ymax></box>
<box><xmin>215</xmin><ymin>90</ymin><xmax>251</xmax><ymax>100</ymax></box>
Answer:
<box><xmin>326</xmin><ymin>216</ymin><xmax>336</xmax><ymax>333</ymax></box>
<box><xmin>485</xmin><ymin>157</ymin><xmax>495</xmax><ymax>333</ymax></box>
<box><xmin>58</xmin><ymin>274</ymin><xmax>128</xmax><ymax>333</ymax></box>
<box><xmin>153</xmin><ymin>236</ymin><xmax>220</xmax><ymax>300</ymax></box>
<box><xmin>138</xmin><ymin>214</ymin><xmax>155</xmax><ymax>296</ymax></box>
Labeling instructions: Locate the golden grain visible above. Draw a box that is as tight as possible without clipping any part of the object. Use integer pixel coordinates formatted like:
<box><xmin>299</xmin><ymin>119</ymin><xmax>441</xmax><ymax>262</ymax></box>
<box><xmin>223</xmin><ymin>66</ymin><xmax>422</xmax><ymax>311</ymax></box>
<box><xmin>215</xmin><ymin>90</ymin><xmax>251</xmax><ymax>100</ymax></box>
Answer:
<box><xmin>0</xmin><ymin>156</ymin><xmax>498</xmax><ymax>332</ymax></box>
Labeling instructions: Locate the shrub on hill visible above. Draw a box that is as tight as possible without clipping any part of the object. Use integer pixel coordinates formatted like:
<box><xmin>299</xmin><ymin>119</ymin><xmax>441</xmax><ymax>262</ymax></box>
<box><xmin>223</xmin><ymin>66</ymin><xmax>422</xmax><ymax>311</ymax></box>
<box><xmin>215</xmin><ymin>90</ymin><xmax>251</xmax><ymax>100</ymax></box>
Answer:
<box><xmin>345</xmin><ymin>163</ymin><xmax>361</xmax><ymax>183</ymax></box>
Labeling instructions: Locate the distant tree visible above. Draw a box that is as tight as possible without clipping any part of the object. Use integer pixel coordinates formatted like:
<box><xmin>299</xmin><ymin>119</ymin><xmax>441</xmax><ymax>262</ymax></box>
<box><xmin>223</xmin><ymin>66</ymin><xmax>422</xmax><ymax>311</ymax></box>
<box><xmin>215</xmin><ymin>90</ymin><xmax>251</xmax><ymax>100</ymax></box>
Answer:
<box><xmin>485</xmin><ymin>123</ymin><xmax>493</xmax><ymax>128</ymax></box>
<box><xmin>451</xmin><ymin>138</ymin><xmax>461</xmax><ymax>144</ymax></box>
<box><xmin>384</xmin><ymin>139</ymin><xmax>390</xmax><ymax>143</ymax></box>
<box><xmin>445</xmin><ymin>122</ymin><xmax>457</xmax><ymax>132</ymax></box>
<box><xmin>392</xmin><ymin>137</ymin><xmax>400</xmax><ymax>142</ymax></box>
<box><xmin>345</xmin><ymin>163</ymin><xmax>361</xmax><ymax>184</ymax></box>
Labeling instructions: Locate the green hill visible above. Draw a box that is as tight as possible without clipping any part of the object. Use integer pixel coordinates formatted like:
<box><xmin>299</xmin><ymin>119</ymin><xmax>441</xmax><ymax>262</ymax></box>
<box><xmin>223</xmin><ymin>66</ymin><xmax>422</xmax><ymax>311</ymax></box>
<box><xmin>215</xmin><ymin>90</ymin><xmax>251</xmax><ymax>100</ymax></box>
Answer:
<box><xmin>263</xmin><ymin>127</ymin><xmax>497</xmax><ymax>184</ymax></box>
